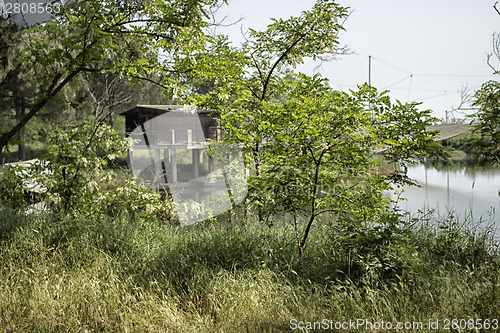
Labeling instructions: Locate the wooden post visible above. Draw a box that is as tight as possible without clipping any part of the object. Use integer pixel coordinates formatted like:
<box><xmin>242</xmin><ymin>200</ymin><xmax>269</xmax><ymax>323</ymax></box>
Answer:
<box><xmin>163</xmin><ymin>148</ymin><xmax>169</xmax><ymax>182</ymax></box>
<box><xmin>208</xmin><ymin>153</ymin><xmax>213</xmax><ymax>174</ymax></box>
<box><xmin>128</xmin><ymin>149</ymin><xmax>134</xmax><ymax>171</ymax></box>
<box><xmin>171</xmin><ymin>149</ymin><xmax>177</xmax><ymax>183</ymax></box>
<box><xmin>154</xmin><ymin>149</ymin><xmax>162</xmax><ymax>187</ymax></box>
<box><xmin>193</xmin><ymin>149</ymin><xmax>199</xmax><ymax>178</ymax></box>
<box><xmin>163</xmin><ymin>148</ymin><xmax>169</xmax><ymax>164</ymax></box>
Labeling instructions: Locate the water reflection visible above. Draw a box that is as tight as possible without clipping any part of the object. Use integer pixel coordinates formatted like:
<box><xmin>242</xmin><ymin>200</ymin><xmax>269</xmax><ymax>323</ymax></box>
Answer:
<box><xmin>390</xmin><ymin>163</ymin><xmax>500</xmax><ymax>238</ymax></box>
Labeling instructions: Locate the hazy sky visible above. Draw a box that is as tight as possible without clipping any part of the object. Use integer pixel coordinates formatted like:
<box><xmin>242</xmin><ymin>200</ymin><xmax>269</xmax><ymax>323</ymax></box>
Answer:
<box><xmin>215</xmin><ymin>0</ymin><xmax>499</xmax><ymax>120</ymax></box>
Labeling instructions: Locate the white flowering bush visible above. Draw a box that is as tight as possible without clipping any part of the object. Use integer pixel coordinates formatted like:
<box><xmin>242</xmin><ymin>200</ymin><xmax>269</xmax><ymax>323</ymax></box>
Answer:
<box><xmin>35</xmin><ymin>121</ymin><xmax>176</xmax><ymax>222</ymax></box>
<box><xmin>0</xmin><ymin>168</ymin><xmax>28</xmax><ymax>209</ymax></box>
<box><xmin>38</xmin><ymin>121</ymin><xmax>130</xmax><ymax>215</ymax></box>
<box><xmin>98</xmin><ymin>179</ymin><xmax>176</xmax><ymax>222</ymax></box>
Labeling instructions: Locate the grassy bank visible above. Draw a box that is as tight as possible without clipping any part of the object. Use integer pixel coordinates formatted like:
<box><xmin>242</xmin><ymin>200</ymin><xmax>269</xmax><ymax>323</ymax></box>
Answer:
<box><xmin>0</xmin><ymin>210</ymin><xmax>499</xmax><ymax>332</ymax></box>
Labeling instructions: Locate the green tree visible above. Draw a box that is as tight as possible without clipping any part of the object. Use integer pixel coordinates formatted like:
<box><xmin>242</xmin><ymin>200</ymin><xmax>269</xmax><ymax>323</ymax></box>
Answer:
<box><xmin>0</xmin><ymin>17</ymin><xmax>38</xmax><ymax>161</ymax></box>
<box><xmin>39</xmin><ymin>120</ymin><xmax>129</xmax><ymax>213</ymax></box>
<box><xmin>470</xmin><ymin>80</ymin><xmax>500</xmax><ymax>164</ymax></box>
<box><xmin>467</xmin><ymin>3</ymin><xmax>500</xmax><ymax>165</ymax></box>
<box><xmin>177</xmin><ymin>0</ymin><xmax>350</xmax><ymax>221</ymax></box>
<box><xmin>179</xmin><ymin>0</ymin><xmax>446</xmax><ymax>254</ymax></box>
<box><xmin>240</xmin><ymin>74</ymin><xmax>444</xmax><ymax>255</ymax></box>
<box><xmin>0</xmin><ymin>0</ymin><xmax>221</xmax><ymax>157</ymax></box>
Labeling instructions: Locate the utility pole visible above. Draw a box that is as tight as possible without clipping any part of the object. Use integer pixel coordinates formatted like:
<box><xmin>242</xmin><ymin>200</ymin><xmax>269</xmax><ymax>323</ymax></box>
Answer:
<box><xmin>368</xmin><ymin>55</ymin><xmax>374</xmax><ymax>119</ymax></box>
<box><xmin>368</xmin><ymin>55</ymin><xmax>372</xmax><ymax>87</ymax></box>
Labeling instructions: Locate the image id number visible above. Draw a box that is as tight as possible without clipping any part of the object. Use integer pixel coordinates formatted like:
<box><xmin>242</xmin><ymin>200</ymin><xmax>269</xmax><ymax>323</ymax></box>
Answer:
<box><xmin>443</xmin><ymin>319</ymin><xmax>499</xmax><ymax>330</ymax></box>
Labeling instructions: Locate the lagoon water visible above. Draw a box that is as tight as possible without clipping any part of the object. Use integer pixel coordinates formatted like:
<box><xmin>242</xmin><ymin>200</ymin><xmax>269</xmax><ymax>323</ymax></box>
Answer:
<box><xmin>390</xmin><ymin>163</ymin><xmax>500</xmax><ymax>239</ymax></box>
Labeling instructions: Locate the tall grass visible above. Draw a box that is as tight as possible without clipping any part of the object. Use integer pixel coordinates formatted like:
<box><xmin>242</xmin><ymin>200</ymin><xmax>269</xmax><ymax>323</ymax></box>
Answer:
<box><xmin>0</xmin><ymin>208</ymin><xmax>498</xmax><ymax>332</ymax></box>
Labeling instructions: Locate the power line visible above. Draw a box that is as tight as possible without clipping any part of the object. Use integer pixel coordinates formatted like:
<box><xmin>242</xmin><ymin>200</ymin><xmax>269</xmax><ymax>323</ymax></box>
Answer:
<box><xmin>372</xmin><ymin>56</ymin><xmax>412</xmax><ymax>74</ymax></box>
<box><xmin>414</xmin><ymin>90</ymin><xmax>461</xmax><ymax>101</ymax></box>
<box><xmin>365</xmin><ymin>56</ymin><xmax>497</xmax><ymax>78</ymax></box>
<box><xmin>370</xmin><ymin>56</ymin><xmax>490</xmax><ymax>68</ymax></box>
<box><xmin>382</xmin><ymin>75</ymin><xmax>413</xmax><ymax>90</ymax></box>
<box><xmin>327</xmin><ymin>56</ymin><xmax>368</xmax><ymax>70</ymax></box>
<box><xmin>414</xmin><ymin>73</ymin><xmax>497</xmax><ymax>78</ymax></box>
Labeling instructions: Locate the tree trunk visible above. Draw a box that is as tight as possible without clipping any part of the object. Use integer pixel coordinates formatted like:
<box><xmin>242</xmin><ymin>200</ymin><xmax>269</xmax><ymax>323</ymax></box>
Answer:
<box><xmin>109</xmin><ymin>109</ymin><xmax>115</xmax><ymax>128</ymax></box>
<box><xmin>0</xmin><ymin>70</ymin><xmax>79</xmax><ymax>156</ymax></box>
<box><xmin>13</xmin><ymin>90</ymin><xmax>25</xmax><ymax>161</ymax></box>
<box><xmin>298</xmin><ymin>157</ymin><xmax>323</xmax><ymax>256</ymax></box>
<box><xmin>109</xmin><ymin>88</ymin><xmax>115</xmax><ymax>127</ymax></box>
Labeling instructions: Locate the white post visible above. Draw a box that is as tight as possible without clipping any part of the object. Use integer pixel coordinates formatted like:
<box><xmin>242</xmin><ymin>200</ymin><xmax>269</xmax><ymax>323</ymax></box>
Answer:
<box><xmin>171</xmin><ymin>149</ymin><xmax>177</xmax><ymax>183</ymax></box>
<box><xmin>187</xmin><ymin>129</ymin><xmax>192</xmax><ymax>146</ymax></box>
<box><xmin>193</xmin><ymin>149</ymin><xmax>199</xmax><ymax>178</ymax></box>
<box><xmin>163</xmin><ymin>148</ymin><xmax>170</xmax><ymax>183</ymax></box>
<box><xmin>163</xmin><ymin>149</ymin><xmax>169</xmax><ymax>164</ymax></box>
<box><xmin>128</xmin><ymin>149</ymin><xmax>134</xmax><ymax>170</ymax></box>
<box><xmin>154</xmin><ymin>149</ymin><xmax>162</xmax><ymax>188</ymax></box>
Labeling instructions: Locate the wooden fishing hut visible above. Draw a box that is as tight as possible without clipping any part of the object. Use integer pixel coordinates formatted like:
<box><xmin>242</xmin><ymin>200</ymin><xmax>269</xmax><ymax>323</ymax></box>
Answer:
<box><xmin>120</xmin><ymin>105</ymin><xmax>221</xmax><ymax>187</ymax></box>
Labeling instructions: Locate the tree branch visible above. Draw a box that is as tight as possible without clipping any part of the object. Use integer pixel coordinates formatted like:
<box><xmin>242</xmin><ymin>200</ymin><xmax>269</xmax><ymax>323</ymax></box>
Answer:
<box><xmin>494</xmin><ymin>1</ymin><xmax>500</xmax><ymax>16</ymax></box>
<box><xmin>0</xmin><ymin>69</ymin><xmax>81</xmax><ymax>154</ymax></box>
<box><xmin>128</xmin><ymin>74</ymin><xmax>172</xmax><ymax>90</ymax></box>
<box><xmin>261</xmin><ymin>30</ymin><xmax>309</xmax><ymax>101</ymax></box>
<box><xmin>298</xmin><ymin>153</ymin><xmax>322</xmax><ymax>255</ymax></box>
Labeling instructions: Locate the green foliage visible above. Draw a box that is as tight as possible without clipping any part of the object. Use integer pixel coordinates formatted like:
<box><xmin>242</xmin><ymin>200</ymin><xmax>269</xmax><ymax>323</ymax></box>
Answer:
<box><xmin>176</xmin><ymin>0</ymin><xmax>446</xmax><ymax>254</ymax></box>
<box><xmin>0</xmin><ymin>0</ymin><xmax>495</xmax><ymax>328</ymax></box>
<box><xmin>334</xmin><ymin>216</ymin><xmax>421</xmax><ymax>287</ymax></box>
<box><xmin>470</xmin><ymin>80</ymin><xmax>500</xmax><ymax>164</ymax></box>
<box><xmin>219</xmin><ymin>76</ymin><xmax>443</xmax><ymax>254</ymax></box>
<box><xmin>0</xmin><ymin>209</ymin><xmax>498</xmax><ymax>330</ymax></box>
<box><xmin>244</xmin><ymin>0</ymin><xmax>348</xmax><ymax>83</ymax></box>
<box><xmin>97</xmin><ymin>179</ymin><xmax>176</xmax><ymax>222</ymax></box>
<box><xmin>23</xmin><ymin>120</ymin><xmax>175</xmax><ymax>220</ymax></box>
<box><xmin>0</xmin><ymin>168</ymin><xmax>28</xmax><ymax>209</ymax></box>
<box><xmin>354</xmin><ymin>85</ymin><xmax>446</xmax><ymax>164</ymax></box>
<box><xmin>418</xmin><ymin>211</ymin><xmax>497</xmax><ymax>269</ymax></box>
<box><xmin>444</xmin><ymin>132</ymin><xmax>477</xmax><ymax>155</ymax></box>
<box><xmin>178</xmin><ymin>0</ymin><xmax>349</xmax><ymax>106</ymax></box>
<box><xmin>247</xmin><ymin>76</ymin><xmax>393</xmax><ymax>253</ymax></box>
<box><xmin>0</xmin><ymin>0</ymin><xmax>221</xmax><ymax>155</ymax></box>
<box><xmin>38</xmin><ymin>121</ymin><xmax>129</xmax><ymax>213</ymax></box>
